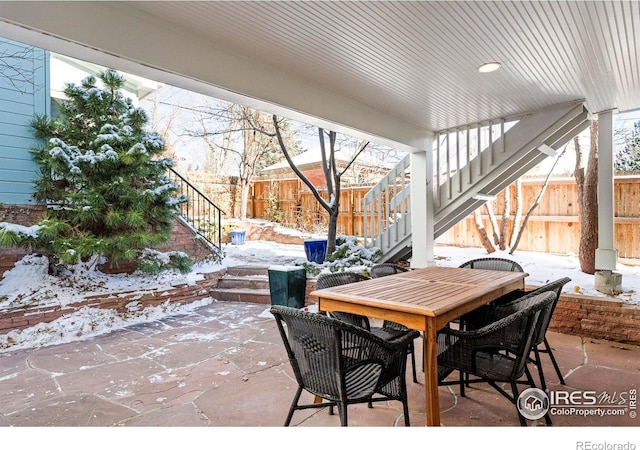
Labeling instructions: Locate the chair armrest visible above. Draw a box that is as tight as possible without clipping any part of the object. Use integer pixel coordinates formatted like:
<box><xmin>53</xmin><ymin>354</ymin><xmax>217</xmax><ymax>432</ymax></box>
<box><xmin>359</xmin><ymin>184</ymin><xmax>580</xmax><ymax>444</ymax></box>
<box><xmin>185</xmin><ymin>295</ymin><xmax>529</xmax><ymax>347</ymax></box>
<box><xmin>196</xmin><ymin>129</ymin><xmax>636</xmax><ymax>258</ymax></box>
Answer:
<box><xmin>438</xmin><ymin>305</ymin><xmax>538</xmax><ymax>355</ymax></box>
<box><xmin>383</xmin><ymin>329</ymin><xmax>420</xmax><ymax>349</ymax></box>
<box><xmin>439</xmin><ymin>308</ymin><xmax>528</xmax><ymax>339</ymax></box>
<box><xmin>339</xmin><ymin>319</ymin><xmax>413</xmax><ymax>361</ymax></box>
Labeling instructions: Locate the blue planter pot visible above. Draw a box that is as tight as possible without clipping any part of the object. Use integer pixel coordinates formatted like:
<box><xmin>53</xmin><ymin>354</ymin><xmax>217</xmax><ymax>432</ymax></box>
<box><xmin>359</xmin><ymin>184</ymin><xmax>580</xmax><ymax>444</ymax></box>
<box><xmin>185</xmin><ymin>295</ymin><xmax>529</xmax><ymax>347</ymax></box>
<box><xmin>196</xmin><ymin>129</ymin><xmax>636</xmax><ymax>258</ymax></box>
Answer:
<box><xmin>304</xmin><ymin>239</ymin><xmax>328</xmax><ymax>264</ymax></box>
<box><xmin>230</xmin><ymin>230</ymin><xmax>246</xmax><ymax>245</ymax></box>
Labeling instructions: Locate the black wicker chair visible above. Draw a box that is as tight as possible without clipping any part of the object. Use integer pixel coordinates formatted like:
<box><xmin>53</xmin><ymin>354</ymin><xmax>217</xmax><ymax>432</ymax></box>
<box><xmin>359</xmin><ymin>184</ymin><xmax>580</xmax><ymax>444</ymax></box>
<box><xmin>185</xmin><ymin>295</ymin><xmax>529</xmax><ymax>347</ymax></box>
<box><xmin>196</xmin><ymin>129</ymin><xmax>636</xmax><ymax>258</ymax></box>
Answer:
<box><xmin>271</xmin><ymin>305</ymin><xmax>414</xmax><ymax>426</ymax></box>
<box><xmin>453</xmin><ymin>256</ymin><xmax>524</xmax><ymax>329</ymax></box>
<box><xmin>316</xmin><ymin>271</ymin><xmax>370</xmax><ymax>288</ymax></box>
<box><xmin>369</xmin><ymin>263</ymin><xmax>420</xmax><ymax>381</ymax></box>
<box><xmin>461</xmin><ymin>277</ymin><xmax>572</xmax><ymax>391</ymax></box>
<box><xmin>315</xmin><ymin>272</ymin><xmax>371</xmax><ymax>327</ymax></box>
<box><xmin>458</xmin><ymin>256</ymin><xmax>524</xmax><ymax>273</ymax></box>
<box><xmin>316</xmin><ymin>271</ymin><xmax>420</xmax><ymax>383</ymax></box>
<box><xmin>370</xmin><ymin>263</ymin><xmax>409</xmax><ymax>278</ymax></box>
<box><xmin>437</xmin><ymin>291</ymin><xmax>556</xmax><ymax>426</ymax></box>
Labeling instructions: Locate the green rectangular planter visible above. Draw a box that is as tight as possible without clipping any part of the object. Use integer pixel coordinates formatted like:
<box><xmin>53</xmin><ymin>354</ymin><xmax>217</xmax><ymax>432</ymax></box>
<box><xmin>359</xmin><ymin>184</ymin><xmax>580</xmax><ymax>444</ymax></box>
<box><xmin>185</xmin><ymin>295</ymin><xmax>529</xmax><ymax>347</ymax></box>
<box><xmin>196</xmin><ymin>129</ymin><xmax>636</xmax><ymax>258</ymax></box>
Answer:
<box><xmin>268</xmin><ymin>266</ymin><xmax>306</xmax><ymax>309</ymax></box>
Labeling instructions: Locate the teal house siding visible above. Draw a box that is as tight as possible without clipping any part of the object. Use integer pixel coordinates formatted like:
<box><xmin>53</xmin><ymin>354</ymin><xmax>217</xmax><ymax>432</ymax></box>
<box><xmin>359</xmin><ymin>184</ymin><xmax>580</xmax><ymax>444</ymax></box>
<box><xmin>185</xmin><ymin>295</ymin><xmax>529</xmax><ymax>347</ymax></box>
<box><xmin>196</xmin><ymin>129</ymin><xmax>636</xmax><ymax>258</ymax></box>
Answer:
<box><xmin>0</xmin><ymin>37</ymin><xmax>50</xmax><ymax>205</ymax></box>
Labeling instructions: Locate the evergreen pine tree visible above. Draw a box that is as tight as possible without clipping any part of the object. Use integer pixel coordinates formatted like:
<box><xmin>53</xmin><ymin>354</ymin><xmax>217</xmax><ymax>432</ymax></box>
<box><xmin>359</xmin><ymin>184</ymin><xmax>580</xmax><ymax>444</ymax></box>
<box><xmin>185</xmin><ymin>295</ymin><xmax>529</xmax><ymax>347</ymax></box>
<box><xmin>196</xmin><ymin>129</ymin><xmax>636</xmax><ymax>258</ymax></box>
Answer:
<box><xmin>0</xmin><ymin>69</ymin><xmax>191</xmax><ymax>274</ymax></box>
<box><xmin>615</xmin><ymin>120</ymin><xmax>640</xmax><ymax>172</ymax></box>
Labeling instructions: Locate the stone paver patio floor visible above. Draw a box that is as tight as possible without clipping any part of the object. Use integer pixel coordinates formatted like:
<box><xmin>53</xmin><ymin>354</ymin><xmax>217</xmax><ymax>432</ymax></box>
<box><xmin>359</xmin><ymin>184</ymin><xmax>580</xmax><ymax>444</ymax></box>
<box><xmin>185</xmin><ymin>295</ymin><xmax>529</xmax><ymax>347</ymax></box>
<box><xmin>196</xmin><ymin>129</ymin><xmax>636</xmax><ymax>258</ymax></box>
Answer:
<box><xmin>1</xmin><ymin>300</ymin><xmax>638</xmax><ymax>430</ymax></box>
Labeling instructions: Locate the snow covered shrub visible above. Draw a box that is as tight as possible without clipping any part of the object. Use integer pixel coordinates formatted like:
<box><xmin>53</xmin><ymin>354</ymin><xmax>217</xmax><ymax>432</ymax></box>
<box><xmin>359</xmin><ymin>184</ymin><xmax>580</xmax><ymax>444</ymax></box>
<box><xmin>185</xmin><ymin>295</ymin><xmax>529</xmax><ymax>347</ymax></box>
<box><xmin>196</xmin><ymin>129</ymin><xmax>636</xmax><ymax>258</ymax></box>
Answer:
<box><xmin>0</xmin><ymin>69</ymin><xmax>190</xmax><ymax>274</ymax></box>
<box><xmin>298</xmin><ymin>235</ymin><xmax>382</xmax><ymax>276</ymax></box>
<box><xmin>136</xmin><ymin>249</ymin><xmax>192</xmax><ymax>275</ymax></box>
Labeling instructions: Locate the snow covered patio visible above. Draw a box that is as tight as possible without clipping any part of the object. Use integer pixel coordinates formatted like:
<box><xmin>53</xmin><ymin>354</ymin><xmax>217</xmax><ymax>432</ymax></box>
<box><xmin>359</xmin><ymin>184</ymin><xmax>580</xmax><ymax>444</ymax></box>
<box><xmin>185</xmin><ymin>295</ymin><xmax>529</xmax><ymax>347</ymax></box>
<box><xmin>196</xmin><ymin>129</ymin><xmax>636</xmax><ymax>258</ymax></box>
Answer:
<box><xmin>1</xmin><ymin>299</ymin><xmax>637</xmax><ymax>429</ymax></box>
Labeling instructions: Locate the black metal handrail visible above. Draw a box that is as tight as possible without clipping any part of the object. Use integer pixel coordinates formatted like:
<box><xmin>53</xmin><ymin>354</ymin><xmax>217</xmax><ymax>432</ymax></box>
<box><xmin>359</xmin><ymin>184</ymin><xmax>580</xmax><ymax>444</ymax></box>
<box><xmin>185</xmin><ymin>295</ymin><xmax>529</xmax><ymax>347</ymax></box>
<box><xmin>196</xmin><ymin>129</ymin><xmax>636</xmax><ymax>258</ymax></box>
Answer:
<box><xmin>168</xmin><ymin>168</ymin><xmax>225</xmax><ymax>256</ymax></box>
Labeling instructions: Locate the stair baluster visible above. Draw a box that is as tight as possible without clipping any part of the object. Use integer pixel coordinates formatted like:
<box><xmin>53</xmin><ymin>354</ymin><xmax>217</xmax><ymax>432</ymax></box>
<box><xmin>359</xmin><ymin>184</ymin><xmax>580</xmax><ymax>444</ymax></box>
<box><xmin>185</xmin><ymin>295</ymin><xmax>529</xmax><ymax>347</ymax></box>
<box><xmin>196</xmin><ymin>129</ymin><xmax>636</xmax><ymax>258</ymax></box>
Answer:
<box><xmin>168</xmin><ymin>168</ymin><xmax>225</xmax><ymax>258</ymax></box>
<box><xmin>364</xmin><ymin>102</ymin><xmax>591</xmax><ymax>262</ymax></box>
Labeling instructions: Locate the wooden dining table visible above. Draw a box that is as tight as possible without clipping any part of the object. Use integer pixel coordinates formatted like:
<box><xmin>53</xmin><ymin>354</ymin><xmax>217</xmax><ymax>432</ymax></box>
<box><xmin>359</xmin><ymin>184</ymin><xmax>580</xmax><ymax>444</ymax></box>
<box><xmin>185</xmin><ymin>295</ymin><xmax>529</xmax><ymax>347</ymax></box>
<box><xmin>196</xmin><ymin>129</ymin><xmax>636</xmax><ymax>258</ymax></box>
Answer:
<box><xmin>310</xmin><ymin>265</ymin><xmax>528</xmax><ymax>426</ymax></box>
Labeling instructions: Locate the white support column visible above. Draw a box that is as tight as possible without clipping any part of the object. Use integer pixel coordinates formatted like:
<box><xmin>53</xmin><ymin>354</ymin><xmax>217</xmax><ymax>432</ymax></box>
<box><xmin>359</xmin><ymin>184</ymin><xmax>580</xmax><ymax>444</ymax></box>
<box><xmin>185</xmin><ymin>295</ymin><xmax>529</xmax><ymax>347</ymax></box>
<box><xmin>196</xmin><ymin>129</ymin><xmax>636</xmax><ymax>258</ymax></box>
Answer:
<box><xmin>594</xmin><ymin>110</ymin><xmax>622</xmax><ymax>294</ymax></box>
<box><xmin>410</xmin><ymin>138</ymin><xmax>434</xmax><ymax>268</ymax></box>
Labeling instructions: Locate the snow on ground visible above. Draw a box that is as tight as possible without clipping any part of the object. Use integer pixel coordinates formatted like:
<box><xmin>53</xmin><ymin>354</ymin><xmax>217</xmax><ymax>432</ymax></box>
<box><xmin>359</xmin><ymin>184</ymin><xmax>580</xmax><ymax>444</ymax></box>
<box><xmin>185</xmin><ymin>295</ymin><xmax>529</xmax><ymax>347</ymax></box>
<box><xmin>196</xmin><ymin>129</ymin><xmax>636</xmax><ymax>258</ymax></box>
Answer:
<box><xmin>431</xmin><ymin>245</ymin><xmax>639</xmax><ymax>304</ymax></box>
<box><xmin>1</xmin><ymin>235</ymin><xmax>638</xmax><ymax>353</ymax></box>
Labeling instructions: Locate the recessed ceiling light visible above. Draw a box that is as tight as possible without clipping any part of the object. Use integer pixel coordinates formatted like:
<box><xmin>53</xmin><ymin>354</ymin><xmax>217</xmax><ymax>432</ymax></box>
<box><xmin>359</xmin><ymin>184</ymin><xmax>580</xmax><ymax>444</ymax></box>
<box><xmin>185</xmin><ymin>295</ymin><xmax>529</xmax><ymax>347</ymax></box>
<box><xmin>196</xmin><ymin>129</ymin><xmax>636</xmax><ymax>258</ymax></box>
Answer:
<box><xmin>478</xmin><ymin>62</ymin><xmax>502</xmax><ymax>73</ymax></box>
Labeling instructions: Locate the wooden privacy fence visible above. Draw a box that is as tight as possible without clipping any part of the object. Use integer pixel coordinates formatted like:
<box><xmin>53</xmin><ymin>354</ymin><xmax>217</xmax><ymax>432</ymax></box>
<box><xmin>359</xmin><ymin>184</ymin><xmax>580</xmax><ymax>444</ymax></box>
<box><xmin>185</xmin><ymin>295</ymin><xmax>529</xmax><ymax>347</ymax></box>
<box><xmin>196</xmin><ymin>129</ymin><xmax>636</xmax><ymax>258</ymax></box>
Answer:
<box><xmin>437</xmin><ymin>176</ymin><xmax>640</xmax><ymax>259</ymax></box>
<box><xmin>250</xmin><ymin>179</ymin><xmax>368</xmax><ymax>235</ymax></box>
<box><xmin>250</xmin><ymin>176</ymin><xmax>640</xmax><ymax>259</ymax></box>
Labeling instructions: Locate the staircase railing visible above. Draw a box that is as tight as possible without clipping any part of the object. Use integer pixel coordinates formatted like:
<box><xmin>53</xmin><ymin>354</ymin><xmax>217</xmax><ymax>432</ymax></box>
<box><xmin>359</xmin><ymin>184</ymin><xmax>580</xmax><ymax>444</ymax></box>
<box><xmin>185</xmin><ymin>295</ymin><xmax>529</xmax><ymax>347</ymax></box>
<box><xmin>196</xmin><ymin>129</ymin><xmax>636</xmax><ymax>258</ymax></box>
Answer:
<box><xmin>363</xmin><ymin>102</ymin><xmax>590</xmax><ymax>261</ymax></box>
<box><xmin>168</xmin><ymin>168</ymin><xmax>225</xmax><ymax>255</ymax></box>
<box><xmin>363</xmin><ymin>119</ymin><xmax>519</xmax><ymax>260</ymax></box>
<box><xmin>363</xmin><ymin>153</ymin><xmax>411</xmax><ymax>256</ymax></box>
<box><xmin>433</xmin><ymin>119</ymin><xmax>517</xmax><ymax>209</ymax></box>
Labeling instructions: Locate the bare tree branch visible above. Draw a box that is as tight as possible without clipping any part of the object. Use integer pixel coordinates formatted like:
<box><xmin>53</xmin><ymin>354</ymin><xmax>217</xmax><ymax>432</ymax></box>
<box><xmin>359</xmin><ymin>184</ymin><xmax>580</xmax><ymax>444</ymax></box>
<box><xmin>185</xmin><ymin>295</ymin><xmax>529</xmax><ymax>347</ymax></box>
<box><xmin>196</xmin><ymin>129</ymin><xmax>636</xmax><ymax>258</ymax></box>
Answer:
<box><xmin>272</xmin><ymin>115</ymin><xmax>366</xmax><ymax>259</ymax></box>
<box><xmin>243</xmin><ymin>110</ymin><xmax>277</xmax><ymax>138</ymax></box>
<box><xmin>273</xmin><ymin>115</ymin><xmax>331</xmax><ymax>212</ymax></box>
<box><xmin>485</xmin><ymin>200</ymin><xmax>500</xmax><ymax>245</ymax></box>
<box><xmin>340</xmin><ymin>140</ymin><xmax>370</xmax><ymax>175</ymax></box>
<box><xmin>510</xmin><ymin>144</ymin><xmax>568</xmax><ymax>254</ymax></box>
<box><xmin>509</xmin><ymin>179</ymin><xmax>523</xmax><ymax>248</ymax></box>
<box><xmin>473</xmin><ymin>210</ymin><xmax>497</xmax><ymax>253</ymax></box>
<box><xmin>0</xmin><ymin>45</ymin><xmax>36</xmax><ymax>94</ymax></box>
<box><xmin>319</xmin><ymin>129</ymin><xmax>334</xmax><ymax>197</ymax></box>
<box><xmin>499</xmin><ymin>188</ymin><xmax>510</xmax><ymax>250</ymax></box>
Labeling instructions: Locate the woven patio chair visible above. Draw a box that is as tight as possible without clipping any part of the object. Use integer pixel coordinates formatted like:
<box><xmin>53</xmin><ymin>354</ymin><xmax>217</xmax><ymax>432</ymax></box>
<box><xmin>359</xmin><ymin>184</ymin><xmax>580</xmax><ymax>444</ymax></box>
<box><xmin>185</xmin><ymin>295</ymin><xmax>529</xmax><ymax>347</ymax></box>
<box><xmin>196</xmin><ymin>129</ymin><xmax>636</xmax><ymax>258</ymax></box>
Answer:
<box><xmin>316</xmin><ymin>271</ymin><xmax>370</xmax><ymax>288</ymax></box>
<box><xmin>461</xmin><ymin>277</ymin><xmax>572</xmax><ymax>391</ymax></box>
<box><xmin>453</xmin><ymin>256</ymin><xmax>525</xmax><ymax>329</ymax></box>
<box><xmin>370</xmin><ymin>263</ymin><xmax>409</xmax><ymax>278</ymax></box>
<box><xmin>369</xmin><ymin>263</ymin><xmax>420</xmax><ymax>381</ymax></box>
<box><xmin>437</xmin><ymin>291</ymin><xmax>556</xmax><ymax>426</ymax></box>
<box><xmin>458</xmin><ymin>256</ymin><xmax>524</xmax><ymax>273</ymax></box>
<box><xmin>316</xmin><ymin>271</ymin><xmax>420</xmax><ymax>383</ymax></box>
<box><xmin>315</xmin><ymin>272</ymin><xmax>371</xmax><ymax>327</ymax></box>
<box><xmin>271</xmin><ymin>305</ymin><xmax>414</xmax><ymax>426</ymax></box>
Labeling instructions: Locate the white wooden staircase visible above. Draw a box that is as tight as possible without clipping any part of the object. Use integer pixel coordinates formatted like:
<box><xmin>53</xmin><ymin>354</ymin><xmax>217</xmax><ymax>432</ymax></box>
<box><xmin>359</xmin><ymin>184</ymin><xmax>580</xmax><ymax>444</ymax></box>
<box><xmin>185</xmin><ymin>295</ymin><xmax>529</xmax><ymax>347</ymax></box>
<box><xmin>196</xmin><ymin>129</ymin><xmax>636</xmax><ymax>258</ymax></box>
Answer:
<box><xmin>364</xmin><ymin>102</ymin><xmax>590</xmax><ymax>262</ymax></box>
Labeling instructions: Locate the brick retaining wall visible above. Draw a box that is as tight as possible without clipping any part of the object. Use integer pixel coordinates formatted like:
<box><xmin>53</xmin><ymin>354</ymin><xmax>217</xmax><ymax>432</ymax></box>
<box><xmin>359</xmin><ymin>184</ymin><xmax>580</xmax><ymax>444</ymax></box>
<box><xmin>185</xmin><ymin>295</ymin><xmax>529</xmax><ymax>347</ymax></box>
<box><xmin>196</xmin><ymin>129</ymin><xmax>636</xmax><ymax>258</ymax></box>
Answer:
<box><xmin>98</xmin><ymin>218</ymin><xmax>215</xmax><ymax>274</ymax></box>
<box><xmin>550</xmin><ymin>293</ymin><xmax>640</xmax><ymax>345</ymax></box>
<box><xmin>232</xmin><ymin>219</ymin><xmax>315</xmax><ymax>245</ymax></box>
<box><xmin>0</xmin><ymin>205</ymin><xmax>46</xmax><ymax>278</ymax></box>
<box><xmin>0</xmin><ymin>270</ymin><xmax>225</xmax><ymax>334</ymax></box>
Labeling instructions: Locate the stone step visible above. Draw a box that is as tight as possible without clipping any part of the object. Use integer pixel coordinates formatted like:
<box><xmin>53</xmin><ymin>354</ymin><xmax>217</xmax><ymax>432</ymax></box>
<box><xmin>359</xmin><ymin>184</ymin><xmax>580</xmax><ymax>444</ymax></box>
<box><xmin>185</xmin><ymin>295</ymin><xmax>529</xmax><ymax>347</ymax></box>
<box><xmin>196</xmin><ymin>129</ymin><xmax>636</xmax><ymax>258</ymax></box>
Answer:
<box><xmin>209</xmin><ymin>287</ymin><xmax>271</xmax><ymax>305</ymax></box>
<box><xmin>211</xmin><ymin>264</ymin><xmax>313</xmax><ymax>306</ymax></box>
<box><xmin>217</xmin><ymin>275</ymin><xmax>269</xmax><ymax>290</ymax></box>
<box><xmin>225</xmin><ymin>265</ymin><xmax>270</xmax><ymax>277</ymax></box>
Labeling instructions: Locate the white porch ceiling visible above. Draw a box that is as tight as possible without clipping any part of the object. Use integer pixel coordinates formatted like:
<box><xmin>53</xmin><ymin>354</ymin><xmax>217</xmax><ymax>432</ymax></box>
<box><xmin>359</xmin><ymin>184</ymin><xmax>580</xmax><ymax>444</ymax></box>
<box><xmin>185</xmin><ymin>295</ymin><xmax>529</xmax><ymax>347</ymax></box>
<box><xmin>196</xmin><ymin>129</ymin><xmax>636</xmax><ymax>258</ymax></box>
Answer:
<box><xmin>1</xmin><ymin>1</ymin><xmax>639</xmax><ymax>150</ymax></box>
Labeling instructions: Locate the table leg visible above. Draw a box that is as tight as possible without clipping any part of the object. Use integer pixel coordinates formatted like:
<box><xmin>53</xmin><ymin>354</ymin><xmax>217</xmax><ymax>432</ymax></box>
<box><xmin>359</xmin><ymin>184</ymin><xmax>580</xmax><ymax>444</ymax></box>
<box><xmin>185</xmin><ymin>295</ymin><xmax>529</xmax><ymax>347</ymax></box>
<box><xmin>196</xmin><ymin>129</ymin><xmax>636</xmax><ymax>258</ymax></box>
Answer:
<box><xmin>424</xmin><ymin>319</ymin><xmax>441</xmax><ymax>426</ymax></box>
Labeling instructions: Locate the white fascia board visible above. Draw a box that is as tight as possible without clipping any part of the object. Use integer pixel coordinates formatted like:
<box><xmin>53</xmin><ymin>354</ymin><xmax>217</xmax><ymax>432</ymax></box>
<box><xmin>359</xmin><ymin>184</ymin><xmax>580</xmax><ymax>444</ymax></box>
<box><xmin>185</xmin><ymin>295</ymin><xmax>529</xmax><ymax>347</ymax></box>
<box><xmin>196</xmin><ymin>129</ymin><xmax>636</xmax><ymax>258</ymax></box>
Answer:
<box><xmin>0</xmin><ymin>2</ymin><xmax>431</xmax><ymax>153</ymax></box>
